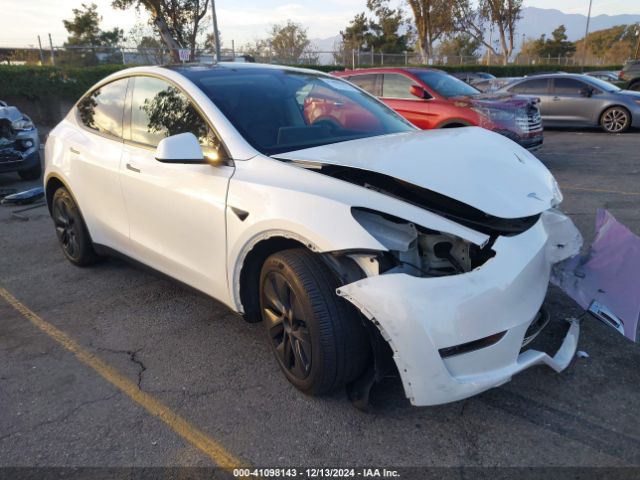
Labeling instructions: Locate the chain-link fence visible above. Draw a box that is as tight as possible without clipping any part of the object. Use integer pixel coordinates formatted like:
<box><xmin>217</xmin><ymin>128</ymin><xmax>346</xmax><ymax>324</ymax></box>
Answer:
<box><xmin>0</xmin><ymin>45</ymin><xmax>615</xmax><ymax>68</ymax></box>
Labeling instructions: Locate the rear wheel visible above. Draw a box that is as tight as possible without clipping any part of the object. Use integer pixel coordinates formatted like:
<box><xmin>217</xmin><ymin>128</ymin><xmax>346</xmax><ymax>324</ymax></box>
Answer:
<box><xmin>52</xmin><ymin>187</ymin><xmax>100</xmax><ymax>266</ymax></box>
<box><xmin>259</xmin><ymin>249</ymin><xmax>369</xmax><ymax>396</ymax></box>
<box><xmin>628</xmin><ymin>82</ymin><xmax>640</xmax><ymax>92</ymax></box>
<box><xmin>600</xmin><ymin>106</ymin><xmax>630</xmax><ymax>133</ymax></box>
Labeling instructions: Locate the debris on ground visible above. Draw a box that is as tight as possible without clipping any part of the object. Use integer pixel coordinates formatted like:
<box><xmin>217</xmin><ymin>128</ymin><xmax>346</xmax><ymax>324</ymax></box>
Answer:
<box><xmin>576</xmin><ymin>351</ymin><xmax>590</xmax><ymax>359</ymax></box>
<box><xmin>552</xmin><ymin>209</ymin><xmax>640</xmax><ymax>342</ymax></box>
<box><xmin>1</xmin><ymin>186</ymin><xmax>44</xmax><ymax>206</ymax></box>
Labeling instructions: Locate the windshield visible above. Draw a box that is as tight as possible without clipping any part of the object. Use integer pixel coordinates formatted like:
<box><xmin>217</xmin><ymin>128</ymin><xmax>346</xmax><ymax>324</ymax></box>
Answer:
<box><xmin>413</xmin><ymin>71</ymin><xmax>480</xmax><ymax>98</ymax></box>
<box><xmin>186</xmin><ymin>68</ymin><xmax>414</xmax><ymax>155</ymax></box>
<box><xmin>584</xmin><ymin>75</ymin><xmax>621</xmax><ymax>93</ymax></box>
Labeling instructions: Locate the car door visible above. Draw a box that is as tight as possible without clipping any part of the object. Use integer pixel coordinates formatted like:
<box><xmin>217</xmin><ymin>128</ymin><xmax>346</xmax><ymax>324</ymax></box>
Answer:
<box><xmin>380</xmin><ymin>73</ymin><xmax>435</xmax><ymax>129</ymax></box>
<box><xmin>70</xmin><ymin>77</ymin><xmax>131</xmax><ymax>252</ymax></box>
<box><xmin>550</xmin><ymin>77</ymin><xmax>599</xmax><ymax>125</ymax></box>
<box><xmin>120</xmin><ymin>75</ymin><xmax>233</xmax><ymax>301</ymax></box>
<box><xmin>508</xmin><ymin>78</ymin><xmax>553</xmax><ymax>122</ymax></box>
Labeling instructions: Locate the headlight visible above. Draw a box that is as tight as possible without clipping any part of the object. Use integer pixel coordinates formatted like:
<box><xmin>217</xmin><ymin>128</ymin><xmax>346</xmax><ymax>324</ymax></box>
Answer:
<box><xmin>472</xmin><ymin>107</ymin><xmax>514</xmax><ymax>123</ymax></box>
<box><xmin>350</xmin><ymin>208</ymin><xmax>494</xmax><ymax>277</ymax></box>
<box><xmin>12</xmin><ymin>117</ymin><xmax>35</xmax><ymax>131</ymax></box>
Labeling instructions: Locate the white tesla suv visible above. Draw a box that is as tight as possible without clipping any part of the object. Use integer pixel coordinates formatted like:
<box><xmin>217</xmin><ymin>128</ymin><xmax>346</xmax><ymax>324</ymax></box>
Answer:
<box><xmin>44</xmin><ymin>64</ymin><xmax>583</xmax><ymax>407</ymax></box>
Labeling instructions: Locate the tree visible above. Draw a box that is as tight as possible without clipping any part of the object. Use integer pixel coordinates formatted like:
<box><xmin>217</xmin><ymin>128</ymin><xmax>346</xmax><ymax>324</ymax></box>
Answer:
<box><xmin>436</xmin><ymin>34</ymin><xmax>481</xmax><ymax>60</ymax></box>
<box><xmin>63</xmin><ymin>3</ymin><xmax>124</xmax><ymax>47</ymax></box>
<box><xmin>574</xmin><ymin>24</ymin><xmax>637</xmax><ymax>64</ymax></box>
<box><xmin>407</xmin><ymin>0</ymin><xmax>454</xmax><ymax>62</ymax></box>
<box><xmin>452</xmin><ymin>0</ymin><xmax>523</xmax><ymax>64</ymax></box>
<box><xmin>112</xmin><ymin>0</ymin><xmax>210</xmax><ymax>61</ymax></box>
<box><xmin>340</xmin><ymin>0</ymin><xmax>412</xmax><ymax>55</ymax></box>
<box><xmin>534</xmin><ymin>25</ymin><xmax>576</xmax><ymax>58</ymax></box>
<box><xmin>268</xmin><ymin>20</ymin><xmax>310</xmax><ymax>63</ymax></box>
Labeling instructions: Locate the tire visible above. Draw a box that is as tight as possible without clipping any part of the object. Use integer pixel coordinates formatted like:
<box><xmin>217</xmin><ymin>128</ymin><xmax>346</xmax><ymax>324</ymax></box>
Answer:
<box><xmin>259</xmin><ymin>248</ymin><xmax>370</xmax><ymax>396</ymax></box>
<box><xmin>51</xmin><ymin>187</ymin><xmax>100</xmax><ymax>266</ymax></box>
<box><xmin>18</xmin><ymin>160</ymin><xmax>42</xmax><ymax>181</ymax></box>
<box><xmin>600</xmin><ymin>106</ymin><xmax>631</xmax><ymax>133</ymax></box>
<box><xmin>628</xmin><ymin>82</ymin><xmax>640</xmax><ymax>92</ymax></box>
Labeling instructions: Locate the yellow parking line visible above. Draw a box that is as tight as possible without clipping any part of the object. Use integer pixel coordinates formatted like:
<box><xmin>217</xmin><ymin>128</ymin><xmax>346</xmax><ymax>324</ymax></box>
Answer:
<box><xmin>561</xmin><ymin>185</ymin><xmax>640</xmax><ymax>196</ymax></box>
<box><xmin>0</xmin><ymin>286</ymin><xmax>247</xmax><ymax>471</ymax></box>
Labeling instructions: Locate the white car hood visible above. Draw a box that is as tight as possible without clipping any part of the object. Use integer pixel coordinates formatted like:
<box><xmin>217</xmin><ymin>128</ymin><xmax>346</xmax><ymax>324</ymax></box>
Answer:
<box><xmin>275</xmin><ymin>127</ymin><xmax>558</xmax><ymax>219</ymax></box>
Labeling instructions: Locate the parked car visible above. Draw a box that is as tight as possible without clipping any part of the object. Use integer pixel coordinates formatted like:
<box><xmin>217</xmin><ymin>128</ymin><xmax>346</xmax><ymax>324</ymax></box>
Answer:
<box><xmin>45</xmin><ymin>63</ymin><xmax>582</xmax><ymax>407</ymax></box>
<box><xmin>451</xmin><ymin>71</ymin><xmax>496</xmax><ymax>86</ymax></box>
<box><xmin>619</xmin><ymin>60</ymin><xmax>640</xmax><ymax>91</ymax></box>
<box><xmin>334</xmin><ymin>67</ymin><xmax>543</xmax><ymax>150</ymax></box>
<box><xmin>473</xmin><ymin>76</ymin><xmax>523</xmax><ymax>93</ymax></box>
<box><xmin>0</xmin><ymin>100</ymin><xmax>41</xmax><ymax>180</ymax></box>
<box><xmin>495</xmin><ymin>73</ymin><xmax>640</xmax><ymax>133</ymax></box>
<box><xmin>586</xmin><ymin>70</ymin><xmax>625</xmax><ymax>88</ymax></box>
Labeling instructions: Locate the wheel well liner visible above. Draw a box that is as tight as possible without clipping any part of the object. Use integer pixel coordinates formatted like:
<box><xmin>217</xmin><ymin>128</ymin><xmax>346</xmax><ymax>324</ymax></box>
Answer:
<box><xmin>45</xmin><ymin>175</ymin><xmax>67</xmax><ymax>214</ymax></box>
<box><xmin>237</xmin><ymin>236</ymin><xmax>307</xmax><ymax>322</ymax></box>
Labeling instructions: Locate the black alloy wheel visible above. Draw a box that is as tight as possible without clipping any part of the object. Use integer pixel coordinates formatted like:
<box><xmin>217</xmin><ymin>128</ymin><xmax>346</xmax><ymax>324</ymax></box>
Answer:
<box><xmin>262</xmin><ymin>270</ymin><xmax>312</xmax><ymax>380</ymax></box>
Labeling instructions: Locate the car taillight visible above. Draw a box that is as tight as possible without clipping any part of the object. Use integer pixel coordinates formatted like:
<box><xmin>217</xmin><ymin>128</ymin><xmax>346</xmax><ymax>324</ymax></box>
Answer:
<box><xmin>618</xmin><ymin>71</ymin><xmax>624</xmax><ymax>80</ymax></box>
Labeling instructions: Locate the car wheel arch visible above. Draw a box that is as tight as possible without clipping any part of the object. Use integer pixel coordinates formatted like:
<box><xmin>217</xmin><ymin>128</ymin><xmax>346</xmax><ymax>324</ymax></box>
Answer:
<box><xmin>235</xmin><ymin>233</ymin><xmax>319</xmax><ymax>323</ymax></box>
<box><xmin>45</xmin><ymin>175</ymin><xmax>72</xmax><ymax>215</ymax></box>
<box><xmin>437</xmin><ymin>120</ymin><xmax>473</xmax><ymax>128</ymax></box>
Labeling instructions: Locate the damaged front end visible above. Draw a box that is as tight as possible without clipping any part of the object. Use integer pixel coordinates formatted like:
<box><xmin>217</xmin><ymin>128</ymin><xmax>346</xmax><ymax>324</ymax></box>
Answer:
<box><xmin>326</xmin><ymin>205</ymin><xmax>583</xmax><ymax>407</ymax></box>
<box><xmin>0</xmin><ymin>102</ymin><xmax>40</xmax><ymax>174</ymax></box>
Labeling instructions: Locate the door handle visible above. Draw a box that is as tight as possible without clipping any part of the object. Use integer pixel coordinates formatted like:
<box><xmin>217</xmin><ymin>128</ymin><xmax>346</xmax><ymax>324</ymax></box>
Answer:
<box><xmin>126</xmin><ymin>162</ymin><xmax>141</xmax><ymax>173</ymax></box>
<box><xmin>70</xmin><ymin>147</ymin><xmax>80</xmax><ymax>155</ymax></box>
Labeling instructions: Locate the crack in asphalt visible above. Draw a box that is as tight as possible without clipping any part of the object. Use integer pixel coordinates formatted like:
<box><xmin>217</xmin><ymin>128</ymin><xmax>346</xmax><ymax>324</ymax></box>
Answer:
<box><xmin>0</xmin><ymin>392</ymin><xmax>119</xmax><ymax>442</ymax></box>
<box><xmin>95</xmin><ymin>347</ymin><xmax>147</xmax><ymax>389</ymax></box>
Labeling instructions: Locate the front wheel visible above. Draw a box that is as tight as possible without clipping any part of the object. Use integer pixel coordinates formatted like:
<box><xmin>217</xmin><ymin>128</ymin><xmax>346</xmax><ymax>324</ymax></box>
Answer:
<box><xmin>600</xmin><ymin>106</ymin><xmax>631</xmax><ymax>133</ymax></box>
<box><xmin>259</xmin><ymin>249</ymin><xmax>370</xmax><ymax>396</ymax></box>
<box><xmin>51</xmin><ymin>187</ymin><xmax>100</xmax><ymax>266</ymax></box>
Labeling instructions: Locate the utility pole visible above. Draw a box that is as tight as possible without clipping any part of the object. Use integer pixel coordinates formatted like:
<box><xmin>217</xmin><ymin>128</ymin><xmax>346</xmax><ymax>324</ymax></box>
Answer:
<box><xmin>37</xmin><ymin>35</ymin><xmax>44</xmax><ymax>65</ymax></box>
<box><xmin>48</xmin><ymin>33</ymin><xmax>55</xmax><ymax>66</ymax></box>
<box><xmin>582</xmin><ymin>0</ymin><xmax>593</xmax><ymax>71</ymax></box>
<box><xmin>210</xmin><ymin>0</ymin><xmax>222</xmax><ymax>62</ymax></box>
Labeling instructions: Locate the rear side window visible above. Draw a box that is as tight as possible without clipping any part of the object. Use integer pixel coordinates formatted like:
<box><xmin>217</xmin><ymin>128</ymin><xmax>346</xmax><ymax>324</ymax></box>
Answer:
<box><xmin>347</xmin><ymin>74</ymin><xmax>379</xmax><ymax>96</ymax></box>
<box><xmin>554</xmin><ymin>78</ymin><xmax>586</xmax><ymax>94</ymax></box>
<box><xmin>382</xmin><ymin>74</ymin><xmax>415</xmax><ymax>99</ymax></box>
<box><xmin>77</xmin><ymin>78</ymin><xmax>129</xmax><ymax>138</ymax></box>
<box><xmin>509</xmin><ymin>79</ymin><xmax>549</xmax><ymax>94</ymax></box>
<box><xmin>129</xmin><ymin>76</ymin><xmax>222</xmax><ymax>153</ymax></box>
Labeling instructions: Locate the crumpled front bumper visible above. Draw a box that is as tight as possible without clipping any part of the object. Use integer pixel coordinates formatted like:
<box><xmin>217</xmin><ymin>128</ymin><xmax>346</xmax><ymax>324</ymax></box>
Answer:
<box><xmin>337</xmin><ymin>209</ymin><xmax>583</xmax><ymax>406</ymax></box>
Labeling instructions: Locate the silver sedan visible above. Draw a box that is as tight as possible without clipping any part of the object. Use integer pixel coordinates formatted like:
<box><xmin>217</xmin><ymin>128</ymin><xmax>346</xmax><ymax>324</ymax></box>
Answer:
<box><xmin>495</xmin><ymin>73</ymin><xmax>640</xmax><ymax>133</ymax></box>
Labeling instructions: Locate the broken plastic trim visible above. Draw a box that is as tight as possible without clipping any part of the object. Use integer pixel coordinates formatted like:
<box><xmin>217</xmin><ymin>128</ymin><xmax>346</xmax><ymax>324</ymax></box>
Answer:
<box><xmin>438</xmin><ymin>331</ymin><xmax>507</xmax><ymax>358</ymax></box>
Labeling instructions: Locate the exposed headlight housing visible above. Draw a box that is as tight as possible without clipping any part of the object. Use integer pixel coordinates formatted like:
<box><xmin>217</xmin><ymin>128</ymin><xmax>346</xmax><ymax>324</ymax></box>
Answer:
<box><xmin>12</xmin><ymin>116</ymin><xmax>35</xmax><ymax>131</ymax></box>
<box><xmin>350</xmin><ymin>208</ymin><xmax>494</xmax><ymax>278</ymax></box>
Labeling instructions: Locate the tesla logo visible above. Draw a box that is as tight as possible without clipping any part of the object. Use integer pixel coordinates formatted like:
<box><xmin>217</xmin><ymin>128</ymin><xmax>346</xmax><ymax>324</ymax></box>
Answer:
<box><xmin>528</xmin><ymin>192</ymin><xmax>543</xmax><ymax>201</ymax></box>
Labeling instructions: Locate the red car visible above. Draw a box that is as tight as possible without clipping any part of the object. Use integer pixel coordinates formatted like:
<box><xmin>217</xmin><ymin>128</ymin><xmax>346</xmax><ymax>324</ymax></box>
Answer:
<box><xmin>334</xmin><ymin>68</ymin><xmax>543</xmax><ymax>150</ymax></box>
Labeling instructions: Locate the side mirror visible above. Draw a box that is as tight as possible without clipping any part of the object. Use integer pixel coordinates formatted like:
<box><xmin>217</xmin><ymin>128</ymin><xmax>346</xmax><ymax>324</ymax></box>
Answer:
<box><xmin>155</xmin><ymin>132</ymin><xmax>204</xmax><ymax>163</ymax></box>
<box><xmin>410</xmin><ymin>85</ymin><xmax>431</xmax><ymax>100</ymax></box>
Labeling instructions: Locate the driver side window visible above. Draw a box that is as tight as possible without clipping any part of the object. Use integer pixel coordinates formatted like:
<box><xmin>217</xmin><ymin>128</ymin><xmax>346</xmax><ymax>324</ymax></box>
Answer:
<box><xmin>129</xmin><ymin>76</ymin><xmax>224</xmax><ymax>158</ymax></box>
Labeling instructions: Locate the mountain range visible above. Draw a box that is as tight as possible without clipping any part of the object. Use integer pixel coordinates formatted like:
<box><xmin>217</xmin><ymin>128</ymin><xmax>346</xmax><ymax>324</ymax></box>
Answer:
<box><xmin>310</xmin><ymin>6</ymin><xmax>640</xmax><ymax>52</ymax></box>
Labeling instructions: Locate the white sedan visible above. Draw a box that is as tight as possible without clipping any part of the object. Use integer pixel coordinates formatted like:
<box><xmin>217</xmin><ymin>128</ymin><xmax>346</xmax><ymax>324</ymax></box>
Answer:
<box><xmin>44</xmin><ymin>64</ymin><xmax>583</xmax><ymax>407</ymax></box>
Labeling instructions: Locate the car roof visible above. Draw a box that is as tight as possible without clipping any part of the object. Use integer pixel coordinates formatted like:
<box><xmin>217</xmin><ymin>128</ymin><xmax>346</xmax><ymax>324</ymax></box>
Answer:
<box><xmin>162</xmin><ymin>62</ymin><xmax>331</xmax><ymax>77</ymax></box>
<box><xmin>337</xmin><ymin>67</ymin><xmax>444</xmax><ymax>75</ymax></box>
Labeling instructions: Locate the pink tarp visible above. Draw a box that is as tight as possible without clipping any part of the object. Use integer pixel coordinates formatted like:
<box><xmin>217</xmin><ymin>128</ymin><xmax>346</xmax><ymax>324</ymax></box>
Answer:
<box><xmin>551</xmin><ymin>209</ymin><xmax>640</xmax><ymax>342</ymax></box>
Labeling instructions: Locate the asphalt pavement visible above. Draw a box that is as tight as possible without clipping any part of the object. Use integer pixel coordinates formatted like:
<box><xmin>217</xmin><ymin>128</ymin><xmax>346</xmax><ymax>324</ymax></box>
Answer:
<box><xmin>1</xmin><ymin>130</ymin><xmax>639</xmax><ymax>475</ymax></box>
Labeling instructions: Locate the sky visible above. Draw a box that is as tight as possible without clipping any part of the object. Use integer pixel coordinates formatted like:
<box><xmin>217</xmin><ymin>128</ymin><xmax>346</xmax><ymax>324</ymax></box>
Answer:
<box><xmin>1</xmin><ymin>0</ymin><xmax>638</xmax><ymax>48</ymax></box>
